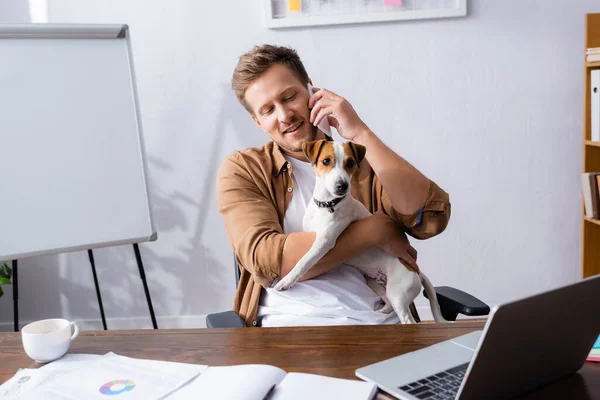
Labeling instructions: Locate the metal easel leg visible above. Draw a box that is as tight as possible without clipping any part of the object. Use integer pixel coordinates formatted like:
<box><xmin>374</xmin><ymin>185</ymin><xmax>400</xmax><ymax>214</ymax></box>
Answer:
<box><xmin>12</xmin><ymin>260</ymin><xmax>18</xmax><ymax>332</ymax></box>
<box><xmin>88</xmin><ymin>250</ymin><xmax>107</xmax><ymax>330</ymax></box>
<box><xmin>133</xmin><ymin>244</ymin><xmax>157</xmax><ymax>329</ymax></box>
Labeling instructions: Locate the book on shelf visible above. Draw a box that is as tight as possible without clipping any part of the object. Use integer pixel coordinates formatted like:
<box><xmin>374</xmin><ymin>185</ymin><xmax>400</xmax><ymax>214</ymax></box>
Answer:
<box><xmin>581</xmin><ymin>172</ymin><xmax>600</xmax><ymax>219</ymax></box>
<box><xmin>586</xmin><ymin>47</ymin><xmax>600</xmax><ymax>62</ymax></box>
<box><xmin>592</xmin><ymin>70</ymin><xmax>600</xmax><ymax>141</ymax></box>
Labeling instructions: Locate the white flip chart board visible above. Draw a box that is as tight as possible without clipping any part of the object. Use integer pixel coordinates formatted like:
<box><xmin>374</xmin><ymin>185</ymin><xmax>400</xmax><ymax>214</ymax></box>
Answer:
<box><xmin>0</xmin><ymin>24</ymin><xmax>157</xmax><ymax>262</ymax></box>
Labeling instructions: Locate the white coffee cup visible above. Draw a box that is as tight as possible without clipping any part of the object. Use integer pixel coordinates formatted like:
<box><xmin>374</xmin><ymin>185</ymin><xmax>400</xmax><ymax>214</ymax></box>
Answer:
<box><xmin>21</xmin><ymin>318</ymin><xmax>79</xmax><ymax>363</ymax></box>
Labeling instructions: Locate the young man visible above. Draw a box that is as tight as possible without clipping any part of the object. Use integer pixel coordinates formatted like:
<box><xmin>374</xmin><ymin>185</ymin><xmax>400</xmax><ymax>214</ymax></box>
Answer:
<box><xmin>217</xmin><ymin>44</ymin><xmax>450</xmax><ymax>327</ymax></box>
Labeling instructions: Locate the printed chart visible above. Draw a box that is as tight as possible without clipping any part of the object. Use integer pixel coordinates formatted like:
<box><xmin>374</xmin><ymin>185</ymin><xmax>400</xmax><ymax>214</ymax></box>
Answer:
<box><xmin>265</xmin><ymin>0</ymin><xmax>467</xmax><ymax>28</ymax></box>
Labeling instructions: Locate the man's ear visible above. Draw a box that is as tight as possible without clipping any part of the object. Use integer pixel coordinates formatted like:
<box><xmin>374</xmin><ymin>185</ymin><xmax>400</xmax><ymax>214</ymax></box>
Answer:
<box><xmin>302</xmin><ymin>139</ymin><xmax>327</xmax><ymax>165</ymax></box>
<box><xmin>347</xmin><ymin>141</ymin><xmax>366</xmax><ymax>165</ymax></box>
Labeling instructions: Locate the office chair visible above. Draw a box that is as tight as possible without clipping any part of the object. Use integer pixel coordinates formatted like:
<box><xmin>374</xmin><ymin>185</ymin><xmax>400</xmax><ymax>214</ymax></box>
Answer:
<box><xmin>206</xmin><ymin>257</ymin><xmax>490</xmax><ymax>328</ymax></box>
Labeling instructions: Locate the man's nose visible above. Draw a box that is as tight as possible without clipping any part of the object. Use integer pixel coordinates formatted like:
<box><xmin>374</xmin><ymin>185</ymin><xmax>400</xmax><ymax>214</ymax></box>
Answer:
<box><xmin>277</xmin><ymin>105</ymin><xmax>294</xmax><ymax>123</ymax></box>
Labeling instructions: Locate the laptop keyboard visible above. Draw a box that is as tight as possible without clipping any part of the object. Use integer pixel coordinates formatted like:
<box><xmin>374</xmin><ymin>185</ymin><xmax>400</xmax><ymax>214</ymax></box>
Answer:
<box><xmin>398</xmin><ymin>363</ymin><xmax>468</xmax><ymax>399</ymax></box>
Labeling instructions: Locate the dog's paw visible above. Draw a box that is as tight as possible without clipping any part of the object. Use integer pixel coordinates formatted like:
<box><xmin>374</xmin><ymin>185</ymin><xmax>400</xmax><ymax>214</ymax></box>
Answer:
<box><xmin>376</xmin><ymin>303</ymin><xmax>394</xmax><ymax>314</ymax></box>
<box><xmin>273</xmin><ymin>276</ymin><xmax>297</xmax><ymax>291</ymax></box>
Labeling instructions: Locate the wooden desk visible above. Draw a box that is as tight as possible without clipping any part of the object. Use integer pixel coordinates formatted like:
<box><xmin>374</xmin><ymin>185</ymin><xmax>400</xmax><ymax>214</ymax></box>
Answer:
<box><xmin>1</xmin><ymin>321</ymin><xmax>598</xmax><ymax>399</ymax></box>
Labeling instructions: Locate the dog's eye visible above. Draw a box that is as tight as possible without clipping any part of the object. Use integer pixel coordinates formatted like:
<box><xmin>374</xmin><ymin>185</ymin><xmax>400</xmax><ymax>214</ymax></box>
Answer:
<box><xmin>347</xmin><ymin>159</ymin><xmax>355</xmax><ymax>168</ymax></box>
<box><xmin>322</xmin><ymin>158</ymin><xmax>331</xmax><ymax>166</ymax></box>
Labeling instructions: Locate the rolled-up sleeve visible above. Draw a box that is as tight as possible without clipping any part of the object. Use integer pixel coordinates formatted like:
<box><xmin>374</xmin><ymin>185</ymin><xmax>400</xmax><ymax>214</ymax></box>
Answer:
<box><xmin>382</xmin><ymin>179</ymin><xmax>451</xmax><ymax>240</ymax></box>
<box><xmin>216</xmin><ymin>153</ymin><xmax>287</xmax><ymax>288</ymax></box>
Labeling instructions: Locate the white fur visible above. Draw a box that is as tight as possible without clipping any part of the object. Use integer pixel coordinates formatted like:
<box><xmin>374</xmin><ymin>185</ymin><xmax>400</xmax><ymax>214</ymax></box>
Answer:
<box><xmin>274</xmin><ymin>142</ymin><xmax>448</xmax><ymax>324</ymax></box>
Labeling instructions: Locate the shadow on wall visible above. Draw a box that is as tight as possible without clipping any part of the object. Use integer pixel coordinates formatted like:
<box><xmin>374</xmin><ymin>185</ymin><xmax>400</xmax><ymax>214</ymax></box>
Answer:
<box><xmin>90</xmin><ymin>84</ymin><xmax>262</xmax><ymax>326</ymax></box>
<box><xmin>58</xmin><ymin>83</ymin><xmax>260</xmax><ymax>328</ymax></box>
<box><xmin>0</xmin><ymin>82</ymin><xmax>261</xmax><ymax>331</ymax></box>
<box><xmin>126</xmin><ymin>84</ymin><xmax>262</xmax><ymax>321</ymax></box>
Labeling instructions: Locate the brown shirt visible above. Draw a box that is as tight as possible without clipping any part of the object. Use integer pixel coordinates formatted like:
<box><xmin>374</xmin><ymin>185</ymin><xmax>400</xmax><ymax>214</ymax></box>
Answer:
<box><xmin>216</xmin><ymin>139</ymin><xmax>451</xmax><ymax>327</ymax></box>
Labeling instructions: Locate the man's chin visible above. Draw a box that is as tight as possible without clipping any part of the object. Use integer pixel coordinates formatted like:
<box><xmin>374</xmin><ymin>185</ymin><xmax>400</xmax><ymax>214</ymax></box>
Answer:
<box><xmin>281</xmin><ymin>139</ymin><xmax>304</xmax><ymax>154</ymax></box>
<box><xmin>275</xmin><ymin>125</ymin><xmax>319</xmax><ymax>153</ymax></box>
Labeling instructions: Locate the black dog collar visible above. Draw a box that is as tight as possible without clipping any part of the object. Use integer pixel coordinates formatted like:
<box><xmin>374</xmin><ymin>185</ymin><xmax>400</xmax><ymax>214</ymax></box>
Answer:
<box><xmin>313</xmin><ymin>195</ymin><xmax>346</xmax><ymax>213</ymax></box>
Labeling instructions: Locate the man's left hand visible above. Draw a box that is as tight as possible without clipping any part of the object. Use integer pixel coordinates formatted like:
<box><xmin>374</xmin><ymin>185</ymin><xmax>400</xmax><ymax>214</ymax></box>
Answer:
<box><xmin>308</xmin><ymin>86</ymin><xmax>370</xmax><ymax>142</ymax></box>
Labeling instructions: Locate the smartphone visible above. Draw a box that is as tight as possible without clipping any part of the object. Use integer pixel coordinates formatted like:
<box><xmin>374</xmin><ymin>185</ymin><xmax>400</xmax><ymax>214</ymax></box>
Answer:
<box><xmin>307</xmin><ymin>83</ymin><xmax>332</xmax><ymax>136</ymax></box>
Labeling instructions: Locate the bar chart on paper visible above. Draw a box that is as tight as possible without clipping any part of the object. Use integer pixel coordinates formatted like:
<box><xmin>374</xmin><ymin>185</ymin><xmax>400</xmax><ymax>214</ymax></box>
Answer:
<box><xmin>266</xmin><ymin>0</ymin><xmax>466</xmax><ymax>28</ymax></box>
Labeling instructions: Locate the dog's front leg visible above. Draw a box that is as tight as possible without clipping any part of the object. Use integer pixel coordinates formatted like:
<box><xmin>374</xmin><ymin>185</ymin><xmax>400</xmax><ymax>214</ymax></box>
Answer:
<box><xmin>273</xmin><ymin>229</ymin><xmax>337</xmax><ymax>291</ymax></box>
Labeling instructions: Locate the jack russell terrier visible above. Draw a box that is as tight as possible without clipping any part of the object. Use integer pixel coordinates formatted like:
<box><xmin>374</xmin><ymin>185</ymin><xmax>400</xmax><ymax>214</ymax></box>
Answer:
<box><xmin>273</xmin><ymin>139</ymin><xmax>447</xmax><ymax>324</ymax></box>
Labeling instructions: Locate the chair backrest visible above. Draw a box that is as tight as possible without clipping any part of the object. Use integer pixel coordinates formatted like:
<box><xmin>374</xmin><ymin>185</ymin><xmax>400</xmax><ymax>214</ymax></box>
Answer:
<box><xmin>233</xmin><ymin>254</ymin><xmax>240</xmax><ymax>287</ymax></box>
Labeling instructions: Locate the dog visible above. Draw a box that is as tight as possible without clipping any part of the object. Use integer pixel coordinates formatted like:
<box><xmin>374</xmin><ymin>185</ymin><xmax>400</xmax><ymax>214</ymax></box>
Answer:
<box><xmin>273</xmin><ymin>139</ymin><xmax>447</xmax><ymax>324</ymax></box>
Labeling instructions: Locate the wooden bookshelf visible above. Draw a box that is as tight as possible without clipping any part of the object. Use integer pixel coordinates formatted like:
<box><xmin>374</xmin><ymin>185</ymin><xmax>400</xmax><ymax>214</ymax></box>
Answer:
<box><xmin>585</xmin><ymin>140</ymin><xmax>600</xmax><ymax>148</ymax></box>
<box><xmin>585</xmin><ymin>216</ymin><xmax>600</xmax><ymax>227</ymax></box>
<box><xmin>582</xmin><ymin>14</ymin><xmax>600</xmax><ymax>279</ymax></box>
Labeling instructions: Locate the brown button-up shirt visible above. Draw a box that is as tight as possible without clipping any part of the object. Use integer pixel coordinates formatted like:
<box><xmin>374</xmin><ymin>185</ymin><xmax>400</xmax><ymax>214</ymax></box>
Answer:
<box><xmin>216</xmin><ymin>139</ymin><xmax>451</xmax><ymax>327</ymax></box>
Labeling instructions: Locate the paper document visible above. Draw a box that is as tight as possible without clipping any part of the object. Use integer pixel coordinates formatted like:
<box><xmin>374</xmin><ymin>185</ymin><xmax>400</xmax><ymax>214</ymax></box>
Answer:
<box><xmin>1</xmin><ymin>355</ymin><xmax>375</xmax><ymax>400</ymax></box>
<box><xmin>5</xmin><ymin>353</ymin><xmax>205</xmax><ymax>400</ymax></box>
<box><xmin>164</xmin><ymin>363</ymin><xmax>376</xmax><ymax>400</ymax></box>
<box><xmin>0</xmin><ymin>354</ymin><xmax>102</xmax><ymax>398</ymax></box>
<box><xmin>270</xmin><ymin>372</ymin><xmax>378</xmax><ymax>400</ymax></box>
<box><xmin>167</xmin><ymin>364</ymin><xmax>286</xmax><ymax>400</ymax></box>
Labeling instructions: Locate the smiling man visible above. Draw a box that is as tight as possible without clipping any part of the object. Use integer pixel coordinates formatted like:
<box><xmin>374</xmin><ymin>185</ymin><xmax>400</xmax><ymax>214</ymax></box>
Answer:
<box><xmin>216</xmin><ymin>44</ymin><xmax>451</xmax><ymax>327</ymax></box>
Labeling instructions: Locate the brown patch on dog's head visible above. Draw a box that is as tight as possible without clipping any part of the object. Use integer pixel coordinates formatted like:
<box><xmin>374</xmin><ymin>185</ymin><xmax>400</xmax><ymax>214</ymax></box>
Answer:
<box><xmin>302</xmin><ymin>139</ymin><xmax>335</xmax><ymax>176</ymax></box>
<box><xmin>342</xmin><ymin>142</ymin><xmax>366</xmax><ymax>176</ymax></box>
<box><xmin>302</xmin><ymin>140</ymin><xmax>326</xmax><ymax>164</ymax></box>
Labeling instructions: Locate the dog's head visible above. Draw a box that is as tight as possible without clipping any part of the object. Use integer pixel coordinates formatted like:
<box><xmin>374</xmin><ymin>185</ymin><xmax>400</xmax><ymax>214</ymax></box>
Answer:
<box><xmin>302</xmin><ymin>139</ymin><xmax>366</xmax><ymax>198</ymax></box>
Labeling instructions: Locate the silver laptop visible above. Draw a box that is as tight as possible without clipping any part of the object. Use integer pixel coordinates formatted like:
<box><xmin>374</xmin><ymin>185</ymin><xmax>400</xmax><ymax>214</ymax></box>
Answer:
<box><xmin>356</xmin><ymin>274</ymin><xmax>600</xmax><ymax>399</ymax></box>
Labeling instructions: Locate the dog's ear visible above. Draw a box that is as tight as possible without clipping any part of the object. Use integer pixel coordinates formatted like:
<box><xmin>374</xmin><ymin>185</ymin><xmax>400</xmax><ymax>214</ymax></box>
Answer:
<box><xmin>302</xmin><ymin>139</ymin><xmax>327</xmax><ymax>165</ymax></box>
<box><xmin>347</xmin><ymin>141</ymin><xmax>366</xmax><ymax>166</ymax></box>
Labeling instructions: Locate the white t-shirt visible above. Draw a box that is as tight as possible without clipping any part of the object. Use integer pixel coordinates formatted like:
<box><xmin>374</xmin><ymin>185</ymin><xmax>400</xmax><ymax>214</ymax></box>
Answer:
<box><xmin>257</xmin><ymin>156</ymin><xmax>400</xmax><ymax>327</ymax></box>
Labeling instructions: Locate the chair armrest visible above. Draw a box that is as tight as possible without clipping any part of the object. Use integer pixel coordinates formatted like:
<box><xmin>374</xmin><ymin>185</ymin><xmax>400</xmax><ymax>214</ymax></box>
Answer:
<box><xmin>423</xmin><ymin>286</ymin><xmax>490</xmax><ymax>321</ymax></box>
<box><xmin>205</xmin><ymin>311</ymin><xmax>246</xmax><ymax>328</ymax></box>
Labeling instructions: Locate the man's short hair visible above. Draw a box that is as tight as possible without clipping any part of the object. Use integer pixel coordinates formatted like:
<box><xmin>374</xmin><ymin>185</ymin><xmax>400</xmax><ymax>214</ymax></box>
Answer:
<box><xmin>231</xmin><ymin>44</ymin><xmax>309</xmax><ymax>114</ymax></box>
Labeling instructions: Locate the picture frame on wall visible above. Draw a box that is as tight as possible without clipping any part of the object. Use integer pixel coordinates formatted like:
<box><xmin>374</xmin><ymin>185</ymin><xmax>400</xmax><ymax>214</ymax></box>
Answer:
<box><xmin>264</xmin><ymin>0</ymin><xmax>467</xmax><ymax>29</ymax></box>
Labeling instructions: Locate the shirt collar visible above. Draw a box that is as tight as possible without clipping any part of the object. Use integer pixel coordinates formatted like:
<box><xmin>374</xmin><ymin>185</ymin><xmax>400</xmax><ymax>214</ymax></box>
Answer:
<box><xmin>271</xmin><ymin>141</ymin><xmax>289</xmax><ymax>177</ymax></box>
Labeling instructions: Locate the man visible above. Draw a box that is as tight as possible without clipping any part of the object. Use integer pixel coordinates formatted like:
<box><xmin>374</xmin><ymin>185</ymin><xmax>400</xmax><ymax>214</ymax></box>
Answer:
<box><xmin>217</xmin><ymin>44</ymin><xmax>450</xmax><ymax>327</ymax></box>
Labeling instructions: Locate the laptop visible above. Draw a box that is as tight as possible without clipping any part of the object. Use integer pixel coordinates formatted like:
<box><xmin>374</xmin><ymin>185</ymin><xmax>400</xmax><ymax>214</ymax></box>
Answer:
<box><xmin>355</xmin><ymin>274</ymin><xmax>600</xmax><ymax>399</ymax></box>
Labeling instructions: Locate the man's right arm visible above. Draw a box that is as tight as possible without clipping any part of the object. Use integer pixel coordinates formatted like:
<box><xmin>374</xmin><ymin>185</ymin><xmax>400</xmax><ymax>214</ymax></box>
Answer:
<box><xmin>217</xmin><ymin>153</ymin><xmax>417</xmax><ymax>287</ymax></box>
<box><xmin>217</xmin><ymin>153</ymin><xmax>396</xmax><ymax>287</ymax></box>
<box><xmin>282</xmin><ymin>210</ymin><xmax>419</xmax><ymax>279</ymax></box>
<box><xmin>281</xmin><ymin>217</ymin><xmax>379</xmax><ymax>280</ymax></box>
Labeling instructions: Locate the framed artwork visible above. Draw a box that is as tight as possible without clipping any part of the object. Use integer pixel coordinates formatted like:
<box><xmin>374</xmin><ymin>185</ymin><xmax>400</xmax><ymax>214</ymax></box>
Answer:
<box><xmin>265</xmin><ymin>0</ymin><xmax>467</xmax><ymax>29</ymax></box>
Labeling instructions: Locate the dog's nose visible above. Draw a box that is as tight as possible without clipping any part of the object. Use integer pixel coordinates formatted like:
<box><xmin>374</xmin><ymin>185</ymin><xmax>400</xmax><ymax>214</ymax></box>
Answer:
<box><xmin>336</xmin><ymin>181</ymin><xmax>349</xmax><ymax>193</ymax></box>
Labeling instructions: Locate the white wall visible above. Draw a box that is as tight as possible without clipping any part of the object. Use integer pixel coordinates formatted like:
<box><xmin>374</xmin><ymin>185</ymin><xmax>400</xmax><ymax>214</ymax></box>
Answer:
<box><xmin>0</xmin><ymin>1</ymin><xmax>30</xmax><ymax>22</ymax></box>
<box><xmin>1</xmin><ymin>0</ymin><xmax>597</xmax><ymax>330</ymax></box>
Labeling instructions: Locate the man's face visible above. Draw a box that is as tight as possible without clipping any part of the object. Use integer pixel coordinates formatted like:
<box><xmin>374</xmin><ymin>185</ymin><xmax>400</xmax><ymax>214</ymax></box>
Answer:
<box><xmin>245</xmin><ymin>64</ymin><xmax>318</xmax><ymax>153</ymax></box>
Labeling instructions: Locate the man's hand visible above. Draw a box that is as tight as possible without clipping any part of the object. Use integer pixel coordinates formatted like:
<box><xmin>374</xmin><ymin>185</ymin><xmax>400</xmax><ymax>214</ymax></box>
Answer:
<box><xmin>371</xmin><ymin>212</ymin><xmax>420</xmax><ymax>274</ymax></box>
<box><xmin>308</xmin><ymin>86</ymin><xmax>370</xmax><ymax>142</ymax></box>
